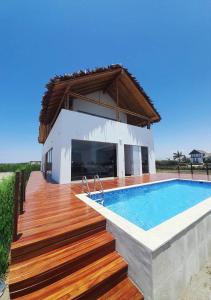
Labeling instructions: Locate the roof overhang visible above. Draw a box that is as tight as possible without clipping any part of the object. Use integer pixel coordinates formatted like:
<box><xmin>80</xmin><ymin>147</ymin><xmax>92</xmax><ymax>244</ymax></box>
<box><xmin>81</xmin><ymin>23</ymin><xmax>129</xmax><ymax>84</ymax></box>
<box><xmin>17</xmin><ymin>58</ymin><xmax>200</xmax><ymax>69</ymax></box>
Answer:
<box><xmin>38</xmin><ymin>64</ymin><xmax>161</xmax><ymax>143</ymax></box>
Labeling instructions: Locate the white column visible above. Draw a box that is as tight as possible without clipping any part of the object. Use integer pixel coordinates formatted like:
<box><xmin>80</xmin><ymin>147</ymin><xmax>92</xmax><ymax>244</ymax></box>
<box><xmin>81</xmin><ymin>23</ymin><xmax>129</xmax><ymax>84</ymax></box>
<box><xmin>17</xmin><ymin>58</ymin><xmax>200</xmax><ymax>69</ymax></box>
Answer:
<box><xmin>139</xmin><ymin>146</ymin><xmax>143</xmax><ymax>176</ymax></box>
<box><xmin>149</xmin><ymin>147</ymin><xmax>156</xmax><ymax>174</ymax></box>
<box><xmin>59</xmin><ymin>139</ymin><xmax>72</xmax><ymax>184</ymax></box>
<box><xmin>117</xmin><ymin>140</ymin><xmax>125</xmax><ymax>178</ymax></box>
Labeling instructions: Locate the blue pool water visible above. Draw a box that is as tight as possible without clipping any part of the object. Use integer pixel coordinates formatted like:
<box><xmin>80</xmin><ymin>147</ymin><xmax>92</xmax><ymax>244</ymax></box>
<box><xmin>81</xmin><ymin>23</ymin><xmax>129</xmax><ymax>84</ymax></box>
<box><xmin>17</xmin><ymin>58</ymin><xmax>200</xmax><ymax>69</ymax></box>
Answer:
<box><xmin>90</xmin><ymin>180</ymin><xmax>211</xmax><ymax>230</ymax></box>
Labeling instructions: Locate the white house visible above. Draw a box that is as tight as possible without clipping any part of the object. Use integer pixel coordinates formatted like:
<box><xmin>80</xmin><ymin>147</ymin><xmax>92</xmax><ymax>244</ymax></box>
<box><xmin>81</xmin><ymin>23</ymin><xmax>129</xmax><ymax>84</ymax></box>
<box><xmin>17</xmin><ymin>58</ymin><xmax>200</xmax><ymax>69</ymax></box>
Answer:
<box><xmin>189</xmin><ymin>149</ymin><xmax>211</xmax><ymax>164</ymax></box>
<box><xmin>39</xmin><ymin>65</ymin><xmax>161</xmax><ymax>183</ymax></box>
<box><xmin>189</xmin><ymin>149</ymin><xmax>206</xmax><ymax>164</ymax></box>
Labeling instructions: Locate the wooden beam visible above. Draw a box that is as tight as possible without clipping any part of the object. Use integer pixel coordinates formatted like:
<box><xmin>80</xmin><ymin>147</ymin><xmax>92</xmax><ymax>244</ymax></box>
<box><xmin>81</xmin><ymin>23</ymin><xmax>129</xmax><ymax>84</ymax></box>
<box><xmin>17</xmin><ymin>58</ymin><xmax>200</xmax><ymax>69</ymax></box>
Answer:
<box><xmin>49</xmin><ymin>86</ymin><xmax>70</xmax><ymax>129</ymax></box>
<box><xmin>68</xmin><ymin>91</ymin><xmax>150</xmax><ymax>122</ymax></box>
<box><xmin>64</xmin><ymin>94</ymin><xmax>71</xmax><ymax>109</ymax></box>
<box><xmin>103</xmin><ymin>70</ymin><xmax>122</xmax><ymax>94</ymax></box>
<box><xmin>120</xmin><ymin>72</ymin><xmax>159</xmax><ymax>119</ymax></box>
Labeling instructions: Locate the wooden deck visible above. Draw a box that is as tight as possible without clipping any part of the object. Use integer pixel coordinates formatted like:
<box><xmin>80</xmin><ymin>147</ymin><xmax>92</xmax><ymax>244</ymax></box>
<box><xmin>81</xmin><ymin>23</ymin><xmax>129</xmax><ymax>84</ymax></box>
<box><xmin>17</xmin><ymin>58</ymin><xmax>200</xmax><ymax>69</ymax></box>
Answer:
<box><xmin>8</xmin><ymin>171</ymin><xmax>211</xmax><ymax>299</ymax></box>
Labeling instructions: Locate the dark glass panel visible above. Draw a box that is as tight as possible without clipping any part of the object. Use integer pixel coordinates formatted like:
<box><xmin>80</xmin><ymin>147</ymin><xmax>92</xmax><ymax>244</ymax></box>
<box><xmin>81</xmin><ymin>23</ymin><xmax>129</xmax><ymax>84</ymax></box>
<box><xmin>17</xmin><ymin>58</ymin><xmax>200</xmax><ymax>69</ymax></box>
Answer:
<box><xmin>141</xmin><ymin>146</ymin><xmax>149</xmax><ymax>173</ymax></box>
<box><xmin>71</xmin><ymin>140</ymin><xmax>117</xmax><ymax>181</ymax></box>
<box><xmin>124</xmin><ymin>145</ymin><xmax>141</xmax><ymax>176</ymax></box>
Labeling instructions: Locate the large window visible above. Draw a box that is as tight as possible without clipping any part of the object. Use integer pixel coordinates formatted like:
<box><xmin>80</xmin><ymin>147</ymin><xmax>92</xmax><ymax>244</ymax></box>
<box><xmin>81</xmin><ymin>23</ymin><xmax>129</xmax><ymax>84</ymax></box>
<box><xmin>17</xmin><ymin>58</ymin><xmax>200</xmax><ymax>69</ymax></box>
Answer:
<box><xmin>71</xmin><ymin>140</ymin><xmax>117</xmax><ymax>181</ymax></box>
<box><xmin>45</xmin><ymin>148</ymin><xmax>53</xmax><ymax>178</ymax></box>
<box><xmin>141</xmin><ymin>146</ymin><xmax>149</xmax><ymax>173</ymax></box>
<box><xmin>124</xmin><ymin>145</ymin><xmax>141</xmax><ymax>176</ymax></box>
<box><xmin>124</xmin><ymin>145</ymin><xmax>149</xmax><ymax>175</ymax></box>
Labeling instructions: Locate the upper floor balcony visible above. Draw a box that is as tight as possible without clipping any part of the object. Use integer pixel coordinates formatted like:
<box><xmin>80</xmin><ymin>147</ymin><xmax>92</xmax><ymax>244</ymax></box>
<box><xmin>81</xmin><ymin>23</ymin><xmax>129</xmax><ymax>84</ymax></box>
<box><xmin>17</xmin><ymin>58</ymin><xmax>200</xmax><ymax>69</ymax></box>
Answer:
<box><xmin>38</xmin><ymin>65</ymin><xmax>161</xmax><ymax>144</ymax></box>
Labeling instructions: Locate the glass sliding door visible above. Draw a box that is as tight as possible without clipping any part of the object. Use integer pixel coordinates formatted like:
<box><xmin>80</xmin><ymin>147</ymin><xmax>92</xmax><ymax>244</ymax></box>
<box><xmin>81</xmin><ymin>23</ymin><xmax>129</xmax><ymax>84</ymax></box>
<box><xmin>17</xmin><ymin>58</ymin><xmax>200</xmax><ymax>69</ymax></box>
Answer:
<box><xmin>44</xmin><ymin>148</ymin><xmax>53</xmax><ymax>179</ymax></box>
<box><xmin>71</xmin><ymin>140</ymin><xmax>117</xmax><ymax>181</ymax></box>
<box><xmin>124</xmin><ymin>145</ymin><xmax>141</xmax><ymax>176</ymax></box>
<box><xmin>141</xmin><ymin>146</ymin><xmax>149</xmax><ymax>173</ymax></box>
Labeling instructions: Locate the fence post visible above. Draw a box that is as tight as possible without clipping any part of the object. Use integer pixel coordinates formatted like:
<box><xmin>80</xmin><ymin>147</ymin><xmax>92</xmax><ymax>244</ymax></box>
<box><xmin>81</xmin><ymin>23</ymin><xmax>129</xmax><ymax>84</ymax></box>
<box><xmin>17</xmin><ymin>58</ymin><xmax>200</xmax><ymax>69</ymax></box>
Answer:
<box><xmin>20</xmin><ymin>170</ymin><xmax>25</xmax><ymax>214</ymax></box>
<box><xmin>13</xmin><ymin>171</ymin><xmax>20</xmax><ymax>241</ymax></box>
<box><xmin>177</xmin><ymin>163</ymin><xmax>180</xmax><ymax>174</ymax></box>
<box><xmin>190</xmin><ymin>163</ymin><xmax>193</xmax><ymax>175</ymax></box>
<box><xmin>206</xmin><ymin>163</ymin><xmax>209</xmax><ymax>176</ymax></box>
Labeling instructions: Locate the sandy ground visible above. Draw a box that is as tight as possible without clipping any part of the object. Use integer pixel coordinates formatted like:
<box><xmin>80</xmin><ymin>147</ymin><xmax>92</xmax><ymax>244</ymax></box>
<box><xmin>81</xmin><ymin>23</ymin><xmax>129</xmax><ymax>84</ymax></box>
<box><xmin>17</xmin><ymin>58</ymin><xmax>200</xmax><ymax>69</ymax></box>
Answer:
<box><xmin>180</xmin><ymin>260</ymin><xmax>211</xmax><ymax>300</ymax></box>
<box><xmin>0</xmin><ymin>173</ymin><xmax>13</xmax><ymax>181</ymax></box>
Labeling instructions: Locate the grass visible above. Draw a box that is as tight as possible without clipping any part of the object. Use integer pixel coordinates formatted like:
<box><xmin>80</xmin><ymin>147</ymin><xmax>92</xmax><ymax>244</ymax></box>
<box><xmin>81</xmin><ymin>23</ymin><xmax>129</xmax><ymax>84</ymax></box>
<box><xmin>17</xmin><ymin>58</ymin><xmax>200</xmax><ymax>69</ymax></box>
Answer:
<box><xmin>0</xmin><ymin>174</ymin><xmax>15</xmax><ymax>277</ymax></box>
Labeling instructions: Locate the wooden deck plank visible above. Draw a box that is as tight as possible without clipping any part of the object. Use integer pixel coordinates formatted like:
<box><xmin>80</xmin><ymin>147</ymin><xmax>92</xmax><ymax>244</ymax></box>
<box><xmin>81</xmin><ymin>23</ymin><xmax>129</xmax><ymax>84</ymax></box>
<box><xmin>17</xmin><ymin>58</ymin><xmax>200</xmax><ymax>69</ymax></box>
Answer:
<box><xmin>13</xmin><ymin>252</ymin><xmax>128</xmax><ymax>300</ymax></box>
<box><xmin>11</xmin><ymin>216</ymin><xmax>106</xmax><ymax>259</ymax></box>
<box><xmin>9</xmin><ymin>171</ymin><xmax>209</xmax><ymax>299</ymax></box>
<box><xmin>9</xmin><ymin>231</ymin><xmax>115</xmax><ymax>295</ymax></box>
<box><xmin>99</xmin><ymin>277</ymin><xmax>144</xmax><ymax>300</ymax></box>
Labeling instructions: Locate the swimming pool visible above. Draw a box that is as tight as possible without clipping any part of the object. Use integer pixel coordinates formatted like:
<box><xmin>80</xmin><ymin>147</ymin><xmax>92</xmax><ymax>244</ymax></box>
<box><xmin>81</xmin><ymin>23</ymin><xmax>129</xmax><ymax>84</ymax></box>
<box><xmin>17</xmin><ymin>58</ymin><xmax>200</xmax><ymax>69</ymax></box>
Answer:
<box><xmin>90</xmin><ymin>179</ymin><xmax>211</xmax><ymax>230</ymax></box>
<box><xmin>77</xmin><ymin>178</ymin><xmax>211</xmax><ymax>300</ymax></box>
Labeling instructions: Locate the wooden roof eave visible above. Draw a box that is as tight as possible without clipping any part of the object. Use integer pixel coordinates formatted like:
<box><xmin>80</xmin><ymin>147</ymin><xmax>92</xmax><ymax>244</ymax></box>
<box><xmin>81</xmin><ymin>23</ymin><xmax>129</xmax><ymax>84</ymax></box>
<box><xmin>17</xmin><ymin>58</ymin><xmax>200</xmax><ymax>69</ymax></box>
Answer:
<box><xmin>120</xmin><ymin>71</ymin><xmax>160</xmax><ymax>121</ymax></box>
<box><xmin>51</xmin><ymin>68</ymin><xmax>122</xmax><ymax>91</ymax></box>
<box><xmin>39</xmin><ymin>65</ymin><xmax>161</xmax><ymax>143</ymax></box>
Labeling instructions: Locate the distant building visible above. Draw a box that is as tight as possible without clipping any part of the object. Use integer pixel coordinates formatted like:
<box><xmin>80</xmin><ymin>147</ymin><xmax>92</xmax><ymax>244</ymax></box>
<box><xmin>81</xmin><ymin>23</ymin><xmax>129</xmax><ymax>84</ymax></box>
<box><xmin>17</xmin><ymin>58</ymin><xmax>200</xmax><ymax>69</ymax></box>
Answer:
<box><xmin>189</xmin><ymin>150</ymin><xmax>206</xmax><ymax>164</ymax></box>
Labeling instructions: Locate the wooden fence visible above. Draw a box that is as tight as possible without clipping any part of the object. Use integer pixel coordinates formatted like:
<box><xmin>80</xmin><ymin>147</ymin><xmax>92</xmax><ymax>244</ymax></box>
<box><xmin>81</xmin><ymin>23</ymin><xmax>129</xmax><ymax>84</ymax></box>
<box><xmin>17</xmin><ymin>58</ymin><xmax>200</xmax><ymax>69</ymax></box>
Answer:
<box><xmin>157</xmin><ymin>162</ymin><xmax>211</xmax><ymax>175</ymax></box>
<box><xmin>13</xmin><ymin>170</ymin><xmax>26</xmax><ymax>241</ymax></box>
<box><xmin>176</xmin><ymin>163</ymin><xmax>210</xmax><ymax>175</ymax></box>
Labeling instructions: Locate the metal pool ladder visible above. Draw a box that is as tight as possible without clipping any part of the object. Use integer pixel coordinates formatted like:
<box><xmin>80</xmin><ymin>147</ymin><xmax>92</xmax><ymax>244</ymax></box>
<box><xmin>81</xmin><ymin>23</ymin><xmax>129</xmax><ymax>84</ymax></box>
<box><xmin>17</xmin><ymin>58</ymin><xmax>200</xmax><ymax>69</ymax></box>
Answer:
<box><xmin>81</xmin><ymin>176</ymin><xmax>91</xmax><ymax>197</ymax></box>
<box><xmin>93</xmin><ymin>175</ymin><xmax>104</xmax><ymax>205</ymax></box>
<box><xmin>81</xmin><ymin>175</ymin><xmax>104</xmax><ymax>205</ymax></box>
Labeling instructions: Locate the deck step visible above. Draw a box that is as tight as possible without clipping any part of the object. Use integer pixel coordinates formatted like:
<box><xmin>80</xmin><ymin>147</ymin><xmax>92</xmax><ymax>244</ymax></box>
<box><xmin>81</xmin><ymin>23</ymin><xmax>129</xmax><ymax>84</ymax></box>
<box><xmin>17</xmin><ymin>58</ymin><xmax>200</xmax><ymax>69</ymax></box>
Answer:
<box><xmin>9</xmin><ymin>230</ymin><xmax>115</xmax><ymax>296</ymax></box>
<box><xmin>99</xmin><ymin>277</ymin><xmax>144</xmax><ymax>300</ymax></box>
<box><xmin>11</xmin><ymin>215</ymin><xmax>106</xmax><ymax>262</ymax></box>
<box><xmin>12</xmin><ymin>252</ymin><xmax>128</xmax><ymax>300</ymax></box>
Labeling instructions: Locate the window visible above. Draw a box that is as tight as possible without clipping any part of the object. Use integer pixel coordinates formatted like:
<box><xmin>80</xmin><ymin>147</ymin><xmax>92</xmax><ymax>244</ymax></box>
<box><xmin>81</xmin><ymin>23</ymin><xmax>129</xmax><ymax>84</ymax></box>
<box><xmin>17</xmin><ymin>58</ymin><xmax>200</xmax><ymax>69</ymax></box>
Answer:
<box><xmin>71</xmin><ymin>140</ymin><xmax>117</xmax><ymax>181</ymax></box>
<box><xmin>45</xmin><ymin>148</ymin><xmax>53</xmax><ymax>177</ymax></box>
<box><xmin>124</xmin><ymin>145</ymin><xmax>141</xmax><ymax>176</ymax></box>
<box><xmin>141</xmin><ymin>146</ymin><xmax>149</xmax><ymax>173</ymax></box>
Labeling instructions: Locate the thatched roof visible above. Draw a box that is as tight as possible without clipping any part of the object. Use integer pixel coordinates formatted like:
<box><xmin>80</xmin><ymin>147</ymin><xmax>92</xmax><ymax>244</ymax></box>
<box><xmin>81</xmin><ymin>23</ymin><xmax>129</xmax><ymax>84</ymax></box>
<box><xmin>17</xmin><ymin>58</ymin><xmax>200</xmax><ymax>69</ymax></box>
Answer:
<box><xmin>39</xmin><ymin>64</ymin><xmax>161</xmax><ymax>143</ymax></box>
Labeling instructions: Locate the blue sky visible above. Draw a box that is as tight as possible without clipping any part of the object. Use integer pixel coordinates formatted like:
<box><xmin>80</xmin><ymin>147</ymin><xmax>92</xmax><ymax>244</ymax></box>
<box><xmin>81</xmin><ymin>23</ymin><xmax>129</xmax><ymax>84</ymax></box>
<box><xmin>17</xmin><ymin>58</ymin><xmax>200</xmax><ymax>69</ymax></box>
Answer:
<box><xmin>0</xmin><ymin>0</ymin><xmax>210</xmax><ymax>162</ymax></box>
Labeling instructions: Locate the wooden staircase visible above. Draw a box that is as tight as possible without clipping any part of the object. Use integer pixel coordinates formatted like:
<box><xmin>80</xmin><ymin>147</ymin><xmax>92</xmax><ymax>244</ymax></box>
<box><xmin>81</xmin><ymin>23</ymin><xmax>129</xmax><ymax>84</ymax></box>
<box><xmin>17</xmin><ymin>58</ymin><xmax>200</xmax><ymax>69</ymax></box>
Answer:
<box><xmin>9</xmin><ymin>221</ymin><xmax>143</xmax><ymax>300</ymax></box>
<box><xmin>8</xmin><ymin>172</ymin><xmax>144</xmax><ymax>299</ymax></box>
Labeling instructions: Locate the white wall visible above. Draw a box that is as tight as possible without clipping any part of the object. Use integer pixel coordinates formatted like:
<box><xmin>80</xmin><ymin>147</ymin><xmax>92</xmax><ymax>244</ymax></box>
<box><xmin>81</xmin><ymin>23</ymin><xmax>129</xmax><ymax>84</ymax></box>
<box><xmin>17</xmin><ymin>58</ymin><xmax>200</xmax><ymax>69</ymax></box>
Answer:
<box><xmin>106</xmin><ymin>220</ymin><xmax>153</xmax><ymax>299</ymax></box>
<box><xmin>190</xmin><ymin>156</ymin><xmax>204</xmax><ymax>164</ymax></box>
<box><xmin>72</xmin><ymin>91</ymin><xmax>127</xmax><ymax>123</ymax></box>
<box><xmin>42</xmin><ymin>109</ymin><xmax>156</xmax><ymax>184</ymax></box>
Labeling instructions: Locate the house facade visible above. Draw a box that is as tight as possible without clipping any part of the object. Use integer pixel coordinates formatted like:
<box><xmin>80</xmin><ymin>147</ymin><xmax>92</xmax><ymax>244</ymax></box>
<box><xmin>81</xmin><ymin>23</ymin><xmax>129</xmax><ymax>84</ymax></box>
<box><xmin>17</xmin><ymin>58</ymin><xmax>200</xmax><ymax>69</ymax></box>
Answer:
<box><xmin>189</xmin><ymin>149</ymin><xmax>206</xmax><ymax>164</ymax></box>
<box><xmin>39</xmin><ymin>65</ymin><xmax>161</xmax><ymax>183</ymax></box>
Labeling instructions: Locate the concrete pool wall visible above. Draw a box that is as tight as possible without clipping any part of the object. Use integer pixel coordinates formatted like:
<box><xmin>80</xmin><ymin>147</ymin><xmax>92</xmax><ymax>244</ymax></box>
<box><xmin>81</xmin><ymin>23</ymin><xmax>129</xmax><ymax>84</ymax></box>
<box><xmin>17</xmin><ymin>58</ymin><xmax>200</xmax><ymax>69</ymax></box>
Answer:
<box><xmin>107</xmin><ymin>212</ymin><xmax>211</xmax><ymax>300</ymax></box>
<box><xmin>77</xmin><ymin>179</ymin><xmax>211</xmax><ymax>300</ymax></box>
<box><xmin>106</xmin><ymin>220</ymin><xmax>153</xmax><ymax>298</ymax></box>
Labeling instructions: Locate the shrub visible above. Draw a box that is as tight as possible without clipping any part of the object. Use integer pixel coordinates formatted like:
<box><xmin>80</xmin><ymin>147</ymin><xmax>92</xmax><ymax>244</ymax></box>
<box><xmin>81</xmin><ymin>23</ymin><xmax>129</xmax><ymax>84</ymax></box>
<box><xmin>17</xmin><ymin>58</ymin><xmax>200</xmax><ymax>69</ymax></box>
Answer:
<box><xmin>0</xmin><ymin>163</ymin><xmax>40</xmax><ymax>173</ymax></box>
<box><xmin>0</xmin><ymin>175</ymin><xmax>15</xmax><ymax>277</ymax></box>
<box><xmin>156</xmin><ymin>160</ymin><xmax>178</xmax><ymax>166</ymax></box>
<box><xmin>156</xmin><ymin>160</ymin><xmax>178</xmax><ymax>169</ymax></box>
<box><xmin>0</xmin><ymin>163</ymin><xmax>40</xmax><ymax>277</ymax></box>
<box><xmin>205</xmin><ymin>157</ymin><xmax>211</xmax><ymax>163</ymax></box>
